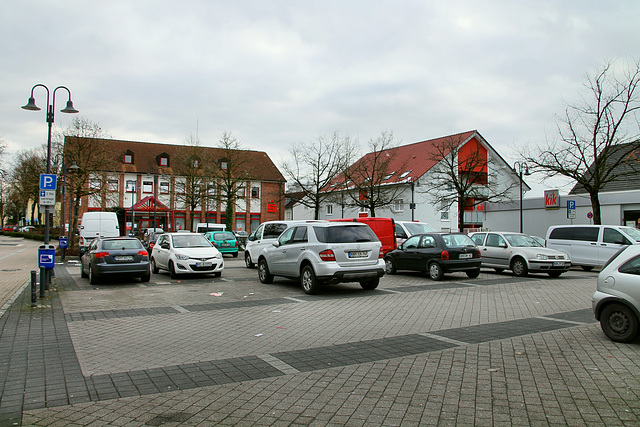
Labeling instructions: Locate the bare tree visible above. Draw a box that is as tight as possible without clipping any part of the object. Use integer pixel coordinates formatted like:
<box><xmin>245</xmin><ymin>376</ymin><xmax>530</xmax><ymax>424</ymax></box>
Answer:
<box><xmin>419</xmin><ymin>133</ymin><xmax>518</xmax><ymax>232</ymax></box>
<box><xmin>11</xmin><ymin>147</ymin><xmax>46</xmax><ymax>224</ymax></box>
<box><xmin>213</xmin><ymin>132</ymin><xmax>252</xmax><ymax>232</ymax></box>
<box><xmin>171</xmin><ymin>134</ymin><xmax>213</xmax><ymax>230</ymax></box>
<box><xmin>342</xmin><ymin>131</ymin><xmax>406</xmax><ymax>217</ymax></box>
<box><xmin>521</xmin><ymin>59</ymin><xmax>640</xmax><ymax>224</ymax></box>
<box><xmin>282</xmin><ymin>132</ymin><xmax>357</xmax><ymax>219</ymax></box>
<box><xmin>63</xmin><ymin>117</ymin><xmax>114</xmax><ymax>247</ymax></box>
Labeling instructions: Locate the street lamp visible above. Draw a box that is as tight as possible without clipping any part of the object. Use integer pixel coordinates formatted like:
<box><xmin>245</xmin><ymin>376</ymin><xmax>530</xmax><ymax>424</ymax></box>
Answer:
<box><xmin>146</xmin><ymin>168</ymin><xmax>165</xmax><ymax>232</ymax></box>
<box><xmin>514</xmin><ymin>162</ymin><xmax>530</xmax><ymax>233</ymax></box>
<box><xmin>22</xmin><ymin>84</ymin><xmax>78</xmax><ymax>290</ymax></box>
<box><xmin>22</xmin><ymin>84</ymin><xmax>79</xmax><ymax>246</ymax></box>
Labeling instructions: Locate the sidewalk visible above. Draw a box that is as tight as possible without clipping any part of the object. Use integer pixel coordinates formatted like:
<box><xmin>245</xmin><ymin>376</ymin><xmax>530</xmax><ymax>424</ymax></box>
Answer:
<box><xmin>0</xmin><ymin>246</ymin><xmax>639</xmax><ymax>426</ymax></box>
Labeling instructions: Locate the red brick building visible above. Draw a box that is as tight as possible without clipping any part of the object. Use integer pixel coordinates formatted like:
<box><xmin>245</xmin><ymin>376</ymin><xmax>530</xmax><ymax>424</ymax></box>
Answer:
<box><xmin>64</xmin><ymin>137</ymin><xmax>285</xmax><ymax>235</ymax></box>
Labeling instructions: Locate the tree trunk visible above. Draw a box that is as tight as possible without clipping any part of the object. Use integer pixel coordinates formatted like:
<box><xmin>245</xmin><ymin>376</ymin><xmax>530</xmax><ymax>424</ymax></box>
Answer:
<box><xmin>589</xmin><ymin>192</ymin><xmax>602</xmax><ymax>225</ymax></box>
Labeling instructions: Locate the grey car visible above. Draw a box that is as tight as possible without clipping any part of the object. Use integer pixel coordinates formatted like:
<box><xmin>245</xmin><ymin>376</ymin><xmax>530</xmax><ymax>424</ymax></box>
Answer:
<box><xmin>593</xmin><ymin>245</ymin><xmax>640</xmax><ymax>342</ymax></box>
<box><xmin>80</xmin><ymin>237</ymin><xmax>151</xmax><ymax>285</ymax></box>
<box><xmin>469</xmin><ymin>232</ymin><xmax>571</xmax><ymax>277</ymax></box>
<box><xmin>257</xmin><ymin>222</ymin><xmax>385</xmax><ymax>294</ymax></box>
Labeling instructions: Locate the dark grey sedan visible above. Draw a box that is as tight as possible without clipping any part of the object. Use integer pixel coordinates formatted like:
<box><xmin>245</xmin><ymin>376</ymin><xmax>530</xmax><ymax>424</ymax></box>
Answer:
<box><xmin>80</xmin><ymin>237</ymin><xmax>151</xmax><ymax>285</ymax></box>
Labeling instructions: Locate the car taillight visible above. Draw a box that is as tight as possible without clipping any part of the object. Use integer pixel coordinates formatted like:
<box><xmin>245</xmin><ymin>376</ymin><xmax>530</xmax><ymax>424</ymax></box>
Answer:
<box><xmin>79</xmin><ymin>237</ymin><xmax>85</xmax><ymax>246</ymax></box>
<box><xmin>379</xmin><ymin>248</ymin><xmax>384</xmax><ymax>258</ymax></box>
<box><xmin>234</xmin><ymin>241</ymin><xmax>238</xmax><ymax>247</ymax></box>
<box><xmin>138</xmin><ymin>250</ymin><xmax>148</xmax><ymax>257</ymax></box>
<box><xmin>478</xmin><ymin>249</ymin><xmax>481</xmax><ymax>258</ymax></box>
<box><xmin>440</xmin><ymin>250</ymin><xmax>449</xmax><ymax>260</ymax></box>
<box><xmin>319</xmin><ymin>249</ymin><xmax>336</xmax><ymax>261</ymax></box>
<box><xmin>94</xmin><ymin>252</ymin><xmax>109</xmax><ymax>259</ymax></box>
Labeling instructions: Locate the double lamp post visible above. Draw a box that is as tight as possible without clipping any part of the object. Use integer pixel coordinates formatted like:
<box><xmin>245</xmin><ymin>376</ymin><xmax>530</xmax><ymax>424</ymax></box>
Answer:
<box><xmin>22</xmin><ymin>84</ymin><xmax>79</xmax><ymax>289</ymax></box>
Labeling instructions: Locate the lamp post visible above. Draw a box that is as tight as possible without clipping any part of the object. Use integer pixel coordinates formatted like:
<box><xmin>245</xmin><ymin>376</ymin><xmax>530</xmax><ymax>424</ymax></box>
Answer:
<box><xmin>514</xmin><ymin>162</ymin><xmax>530</xmax><ymax>233</ymax></box>
<box><xmin>22</xmin><ymin>84</ymin><xmax>78</xmax><ymax>289</ymax></box>
<box><xmin>146</xmin><ymin>168</ymin><xmax>165</xmax><ymax>232</ymax></box>
<box><xmin>409</xmin><ymin>178</ymin><xmax>417</xmax><ymax>221</ymax></box>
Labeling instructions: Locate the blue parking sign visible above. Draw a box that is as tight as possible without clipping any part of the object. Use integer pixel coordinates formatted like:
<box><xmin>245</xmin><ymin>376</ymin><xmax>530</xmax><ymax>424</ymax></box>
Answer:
<box><xmin>567</xmin><ymin>200</ymin><xmax>576</xmax><ymax>210</ymax></box>
<box><xmin>40</xmin><ymin>174</ymin><xmax>57</xmax><ymax>190</ymax></box>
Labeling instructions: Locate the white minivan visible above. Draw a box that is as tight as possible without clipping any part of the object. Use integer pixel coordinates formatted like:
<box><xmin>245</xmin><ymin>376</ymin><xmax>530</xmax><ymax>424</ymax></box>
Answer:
<box><xmin>545</xmin><ymin>225</ymin><xmax>640</xmax><ymax>270</ymax></box>
<box><xmin>244</xmin><ymin>220</ymin><xmax>324</xmax><ymax>268</ymax></box>
<box><xmin>79</xmin><ymin>212</ymin><xmax>120</xmax><ymax>247</ymax></box>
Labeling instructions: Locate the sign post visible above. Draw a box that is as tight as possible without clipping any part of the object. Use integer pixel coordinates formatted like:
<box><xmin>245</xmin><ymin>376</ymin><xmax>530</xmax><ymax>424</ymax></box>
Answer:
<box><xmin>567</xmin><ymin>200</ymin><xmax>576</xmax><ymax>221</ymax></box>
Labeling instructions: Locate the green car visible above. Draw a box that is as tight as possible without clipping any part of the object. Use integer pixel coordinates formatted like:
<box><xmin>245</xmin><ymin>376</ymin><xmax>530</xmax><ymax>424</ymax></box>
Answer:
<box><xmin>204</xmin><ymin>231</ymin><xmax>239</xmax><ymax>257</ymax></box>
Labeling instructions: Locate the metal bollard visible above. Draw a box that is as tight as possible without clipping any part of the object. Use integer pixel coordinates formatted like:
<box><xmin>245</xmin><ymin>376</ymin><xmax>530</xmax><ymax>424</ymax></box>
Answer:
<box><xmin>31</xmin><ymin>270</ymin><xmax>37</xmax><ymax>307</ymax></box>
<box><xmin>39</xmin><ymin>267</ymin><xmax>45</xmax><ymax>298</ymax></box>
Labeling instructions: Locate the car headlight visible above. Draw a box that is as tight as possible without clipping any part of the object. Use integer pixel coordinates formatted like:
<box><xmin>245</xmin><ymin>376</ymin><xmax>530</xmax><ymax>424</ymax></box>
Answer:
<box><xmin>214</xmin><ymin>252</ymin><xmax>223</xmax><ymax>259</ymax></box>
<box><xmin>175</xmin><ymin>253</ymin><xmax>190</xmax><ymax>260</ymax></box>
<box><xmin>536</xmin><ymin>254</ymin><xmax>548</xmax><ymax>260</ymax></box>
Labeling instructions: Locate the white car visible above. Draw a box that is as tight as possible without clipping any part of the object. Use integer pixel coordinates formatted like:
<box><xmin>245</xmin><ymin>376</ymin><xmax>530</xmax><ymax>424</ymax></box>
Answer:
<box><xmin>150</xmin><ymin>232</ymin><xmax>224</xmax><ymax>279</ymax></box>
<box><xmin>469</xmin><ymin>231</ymin><xmax>571</xmax><ymax>277</ymax></box>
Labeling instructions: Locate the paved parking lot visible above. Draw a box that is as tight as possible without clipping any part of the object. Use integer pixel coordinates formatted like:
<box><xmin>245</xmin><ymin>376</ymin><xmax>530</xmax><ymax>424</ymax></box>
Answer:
<box><xmin>0</xmin><ymin>239</ymin><xmax>639</xmax><ymax>426</ymax></box>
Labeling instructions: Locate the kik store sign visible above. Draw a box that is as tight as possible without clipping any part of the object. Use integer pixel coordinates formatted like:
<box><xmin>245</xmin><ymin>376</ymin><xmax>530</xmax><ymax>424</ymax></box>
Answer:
<box><xmin>544</xmin><ymin>189</ymin><xmax>560</xmax><ymax>209</ymax></box>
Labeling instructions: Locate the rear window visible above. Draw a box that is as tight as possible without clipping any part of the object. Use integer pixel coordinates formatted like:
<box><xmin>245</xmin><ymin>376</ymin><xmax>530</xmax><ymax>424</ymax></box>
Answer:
<box><xmin>549</xmin><ymin>227</ymin><xmax>573</xmax><ymax>240</ymax></box>
<box><xmin>102</xmin><ymin>239</ymin><xmax>143</xmax><ymax>250</ymax></box>
<box><xmin>442</xmin><ymin>234</ymin><xmax>476</xmax><ymax>247</ymax></box>
<box><xmin>213</xmin><ymin>232</ymin><xmax>235</xmax><ymax>241</ymax></box>
<box><xmin>314</xmin><ymin>225</ymin><xmax>379</xmax><ymax>243</ymax></box>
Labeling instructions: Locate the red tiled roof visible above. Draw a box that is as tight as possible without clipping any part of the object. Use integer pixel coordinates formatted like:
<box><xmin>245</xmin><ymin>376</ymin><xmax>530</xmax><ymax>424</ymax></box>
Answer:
<box><xmin>65</xmin><ymin>137</ymin><xmax>286</xmax><ymax>182</ymax></box>
<box><xmin>329</xmin><ymin>130</ymin><xmax>478</xmax><ymax>188</ymax></box>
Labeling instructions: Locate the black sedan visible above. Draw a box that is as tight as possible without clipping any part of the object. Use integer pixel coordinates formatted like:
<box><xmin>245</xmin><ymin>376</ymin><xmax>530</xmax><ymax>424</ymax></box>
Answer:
<box><xmin>384</xmin><ymin>232</ymin><xmax>482</xmax><ymax>280</ymax></box>
<box><xmin>80</xmin><ymin>237</ymin><xmax>151</xmax><ymax>285</ymax></box>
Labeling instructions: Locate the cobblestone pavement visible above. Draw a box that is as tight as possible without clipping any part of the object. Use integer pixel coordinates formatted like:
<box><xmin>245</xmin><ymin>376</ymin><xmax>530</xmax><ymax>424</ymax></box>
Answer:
<box><xmin>0</xmin><ymin>235</ymin><xmax>638</xmax><ymax>426</ymax></box>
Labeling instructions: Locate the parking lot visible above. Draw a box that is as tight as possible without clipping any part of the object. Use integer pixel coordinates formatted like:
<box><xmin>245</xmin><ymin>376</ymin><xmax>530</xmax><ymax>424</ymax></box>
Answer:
<box><xmin>1</xmin><ymin>246</ymin><xmax>639</xmax><ymax>425</ymax></box>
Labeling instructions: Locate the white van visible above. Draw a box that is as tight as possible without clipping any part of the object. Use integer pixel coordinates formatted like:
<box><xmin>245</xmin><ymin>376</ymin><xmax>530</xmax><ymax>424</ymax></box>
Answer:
<box><xmin>394</xmin><ymin>221</ymin><xmax>436</xmax><ymax>245</ymax></box>
<box><xmin>194</xmin><ymin>223</ymin><xmax>226</xmax><ymax>234</ymax></box>
<box><xmin>244</xmin><ymin>220</ymin><xmax>324</xmax><ymax>268</ymax></box>
<box><xmin>79</xmin><ymin>212</ymin><xmax>120</xmax><ymax>247</ymax></box>
<box><xmin>545</xmin><ymin>225</ymin><xmax>640</xmax><ymax>270</ymax></box>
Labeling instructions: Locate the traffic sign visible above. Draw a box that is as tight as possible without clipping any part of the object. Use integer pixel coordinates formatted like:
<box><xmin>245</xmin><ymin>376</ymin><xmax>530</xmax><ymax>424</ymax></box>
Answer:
<box><xmin>39</xmin><ymin>190</ymin><xmax>56</xmax><ymax>206</ymax></box>
<box><xmin>587</xmin><ymin>212</ymin><xmax>593</xmax><ymax>219</ymax></box>
<box><xmin>567</xmin><ymin>200</ymin><xmax>576</xmax><ymax>210</ymax></box>
<box><xmin>40</xmin><ymin>174</ymin><xmax>57</xmax><ymax>190</ymax></box>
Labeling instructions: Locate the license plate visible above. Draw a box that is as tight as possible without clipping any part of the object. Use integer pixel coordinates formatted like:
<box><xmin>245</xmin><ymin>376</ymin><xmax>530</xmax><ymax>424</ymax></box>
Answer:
<box><xmin>196</xmin><ymin>261</ymin><xmax>212</xmax><ymax>267</ymax></box>
<box><xmin>553</xmin><ymin>262</ymin><xmax>565</xmax><ymax>266</ymax></box>
<box><xmin>221</xmin><ymin>243</ymin><xmax>230</xmax><ymax>247</ymax></box>
<box><xmin>348</xmin><ymin>251</ymin><xmax>368</xmax><ymax>258</ymax></box>
<box><xmin>459</xmin><ymin>253</ymin><xmax>472</xmax><ymax>259</ymax></box>
<box><xmin>115</xmin><ymin>255</ymin><xmax>134</xmax><ymax>261</ymax></box>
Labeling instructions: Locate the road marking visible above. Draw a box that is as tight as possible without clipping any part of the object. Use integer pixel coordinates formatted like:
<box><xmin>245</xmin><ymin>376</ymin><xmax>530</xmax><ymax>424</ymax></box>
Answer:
<box><xmin>535</xmin><ymin>316</ymin><xmax>587</xmax><ymax>326</ymax></box>
<box><xmin>284</xmin><ymin>296</ymin><xmax>308</xmax><ymax>303</ymax></box>
<box><xmin>419</xmin><ymin>332</ymin><xmax>468</xmax><ymax>346</ymax></box>
<box><xmin>171</xmin><ymin>305</ymin><xmax>191</xmax><ymax>313</ymax></box>
<box><xmin>257</xmin><ymin>354</ymin><xmax>300</xmax><ymax>374</ymax></box>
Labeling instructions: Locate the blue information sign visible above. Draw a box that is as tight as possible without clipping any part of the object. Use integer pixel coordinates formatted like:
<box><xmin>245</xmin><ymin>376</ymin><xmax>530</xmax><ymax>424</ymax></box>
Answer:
<box><xmin>567</xmin><ymin>200</ymin><xmax>576</xmax><ymax>210</ymax></box>
<box><xmin>39</xmin><ymin>174</ymin><xmax>57</xmax><ymax>190</ymax></box>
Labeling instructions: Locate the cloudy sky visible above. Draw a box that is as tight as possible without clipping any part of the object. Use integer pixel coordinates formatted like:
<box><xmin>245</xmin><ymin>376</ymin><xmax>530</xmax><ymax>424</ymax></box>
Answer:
<box><xmin>2</xmin><ymin>1</ymin><xmax>638</xmax><ymax>197</ymax></box>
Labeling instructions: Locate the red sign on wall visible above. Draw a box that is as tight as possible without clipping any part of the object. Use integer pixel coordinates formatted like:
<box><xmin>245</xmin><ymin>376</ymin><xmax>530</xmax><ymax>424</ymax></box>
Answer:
<box><xmin>266</xmin><ymin>201</ymin><xmax>277</xmax><ymax>213</ymax></box>
<box><xmin>544</xmin><ymin>189</ymin><xmax>560</xmax><ymax>209</ymax></box>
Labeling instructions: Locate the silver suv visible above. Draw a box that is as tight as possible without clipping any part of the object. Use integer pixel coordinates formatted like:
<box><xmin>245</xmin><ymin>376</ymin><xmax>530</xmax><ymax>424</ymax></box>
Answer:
<box><xmin>593</xmin><ymin>245</ymin><xmax>640</xmax><ymax>342</ymax></box>
<box><xmin>257</xmin><ymin>222</ymin><xmax>385</xmax><ymax>294</ymax></box>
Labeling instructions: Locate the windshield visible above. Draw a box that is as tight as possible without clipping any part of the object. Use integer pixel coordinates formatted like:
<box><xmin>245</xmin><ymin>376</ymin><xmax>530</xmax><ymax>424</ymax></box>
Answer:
<box><xmin>621</xmin><ymin>227</ymin><xmax>640</xmax><ymax>242</ymax></box>
<box><xmin>172</xmin><ymin>234</ymin><xmax>212</xmax><ymax>248</ymax></box>
<box><xmin>314</xmin><ymin>225</ymin><xmax>379</xmax><ymax>243</ymax></box>
<box><xmin>504</xmin><ymin>234</ymin><xmax>542</xmax><ymax>247</ymax></box>
<box><xmin>442</xmin><ymin>234</ymin><xmax>476</xmax><ymax>247</ymax></box>
<box><xmin>404</xmin><ymin>222</ymin><xmax>436</xmax><ymax>235</ymax></box>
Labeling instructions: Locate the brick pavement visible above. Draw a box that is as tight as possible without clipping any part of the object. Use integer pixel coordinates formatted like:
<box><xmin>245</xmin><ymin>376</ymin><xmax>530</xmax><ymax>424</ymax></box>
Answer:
<box><xmin>0</xmin><ymin>244</ymin><xmax>637</xmax><ymax>426</ymax></box>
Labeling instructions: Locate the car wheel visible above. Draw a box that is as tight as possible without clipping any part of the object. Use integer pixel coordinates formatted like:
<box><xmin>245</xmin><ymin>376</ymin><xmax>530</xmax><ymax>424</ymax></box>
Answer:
<box><xmin>511</xmin><ymin>257</ymin><xmax>528</xmax><ymax>277</ymax></box>
<box><xmin>582</xmin><ymin>266</ymin><xmax>594</xmax><ymax>272</ymax></box>
<box><xmin>600</xmin><ymin>303</ymin><xmax>640</xmax><ymax>343</ymax></box>
<box><xmin>428</xmin><ymin>262</ymin><xmax>444</xmax><ymax>281</ymax></box>
<box><xmin>301</xmin><ymin>265</ymin><xmax>320</xmax><ymax>294</ymax></box>
<box><xmin>466</xmin><ymin>268</ymin><xmax>481</xmax><ymax>279</ymax></box>
<box><xmin>360</xmin><ymin>277</ymin><xmax>380</xmax><ymax>290</ymax></box>
<box><xmin>384</xmin><ymin>257</ymin><xmax>397</xmax><ymax>274</ymax></box>
<box><xmin>151</xmin><ymin>258</ymin><xmax>159</xmax><ymax>274</ymax></box>
<box><xmin>140</xmin><ymin>268</ymin><xmax>151</xmax><ymax>282</ymax></box>
<box><xmin>548</xmin><ymin>271</ymin><xmax>562</xmax><ymax>278</ymax></box>
<box><xmin>89</xmin><ymin>266</ymin><xmax>99</xmax><ymax>285</ymax></box>
<box><xmin>494</xmin><ymin>268</ymin><xmax>504</xmax><ymax>273</ymax></box>
<box><xmin>245</xmin><ymin>252</ymin><xmax>255</xmax><ymax>268</ymax></box>
<box><xmin>258</xmin><ymin>258</ymin><xmax>273</xmax><ymax>284</ymax></box>
<box><xmin>233</xmin><ymin>252</ymin><xmax>238</xmax><ymax>258</ymax></box>
<box><xmin>169</xmin><ymin>261</ymin><xmax>178</xmax><ymax>280</ymax></box>
<box><xmin>80</xmin><ymin>265</ymin><xmax>88</xmax><ymax>278</ymax></box>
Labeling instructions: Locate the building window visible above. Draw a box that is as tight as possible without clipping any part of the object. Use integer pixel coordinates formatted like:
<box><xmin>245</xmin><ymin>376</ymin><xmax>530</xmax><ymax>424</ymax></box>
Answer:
<box><xmin>126</xmin><ymin>180</ymin><xmax>136</xmax><ymax>193</ymax></box>
<box><xmin>160</xmin><ymin>181</ymin><xmax>169</xmax><ymax>194</ymax></box>
<box><xmin>176</xmin><ymin>182</ymin><xmax>185</xmax><ymax>194</ymax></box>
<box><xmin>393</xmin><ymin>199</ymin><xmax>403</xmax><ymax>212</ymax></box>
<box><xmin>251</xmin><ymin>186</ymin><xmax>260</xmax><ymax>198</ymax></box>
<box><xmin>441</xmin><ymin>211</ymin><xmax>449</xmax><ymax>220</ymax></box>
<box><xmin>90</xmin><ymin>179</ymin><xmax>101</xmax><ymax>190</ymax></box>
<box><xmin>326</xmin><ymin>204</ymin><xmax>333</xmax><ymax>216</ymax></box>
<box><xmin>237</xmin><ymin>186</ymin><xmax>245</xmax><ymax>197</ymax></box>
<box><xmin>142</xmin><ymin>181</ymin><xmax>153</xmax><ymax>193</ymax></box>
<box><xmin>124</xmin><ymin>154</ymin><xmax>133</xmax><ymax>164</ymax></box>
<box><xmin>220</xmin><ymin>161</ymin><xmax>228</xmax><ymax>170</ymax></box>
<box><xmin>207</xmin><ymin>184</ymin><xmax>216</xmax><ymax>196</ymax></box>
<box><xmin>108</xmin><ymin>179</ymin><xmax>118</xmax><ymax>191</ymax></box>
<box><xmin>159</xmin><ymin>157</ymin><xmax>168</xmax><ymax>167</ymax></box>
<box><xmin>192</xmin><ymin>159</ymin><xmax>199</xmax><ymax>168</ymax></box>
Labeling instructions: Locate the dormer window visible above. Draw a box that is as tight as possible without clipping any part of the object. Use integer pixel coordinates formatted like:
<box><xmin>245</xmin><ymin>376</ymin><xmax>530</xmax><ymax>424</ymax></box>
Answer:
<box><xmin>400</xmin><ymin>170</ymin><xmax>412</xmax><ymax>178</ymax></box>
<box><xmin>123</xmin><ymin>150</ymin><xmax>134</xmax><ymax>164</ymax></box>
<box><xmin>220</xmin><ymin>161</ymin><xmax>227</xmax><ymax>170</ymax></box>
<box><xmin>160</xmin><ymin>157</ymin><xmax>168</xmax><ymax>167</ymax></box>
<box><xmin>193</xmin><ymin>159</ymin><xmax>199</xmax><ymax>168</ymax></box>
<box><xmin>383</xmin><ymin>172</ymin><xmax>395</xmax><ymax>180</ymax></box>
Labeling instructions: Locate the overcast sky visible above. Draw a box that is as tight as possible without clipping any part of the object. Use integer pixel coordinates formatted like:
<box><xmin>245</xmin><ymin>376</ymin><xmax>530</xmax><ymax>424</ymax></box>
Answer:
<box><xmin>2</xmin><ymin>1</ymin><xmax>638</xmax><ymax>198</ymax></box>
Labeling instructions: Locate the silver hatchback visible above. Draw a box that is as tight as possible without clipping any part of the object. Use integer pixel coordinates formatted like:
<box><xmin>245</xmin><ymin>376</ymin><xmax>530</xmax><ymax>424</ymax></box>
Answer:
<box><xmin>257</xmin><ymin>222</ymin><xmax>385</xmax><ymax>294</ymax></box>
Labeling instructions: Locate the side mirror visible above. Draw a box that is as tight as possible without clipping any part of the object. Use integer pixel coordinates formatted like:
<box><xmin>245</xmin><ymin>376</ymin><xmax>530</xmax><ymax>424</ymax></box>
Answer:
<box><xmin>272</xmin><ymin>241</ymin><xmax>280</xmax><ymax>247</ymax></box>
<box><xmin>161</xmin><ymin>242</ymin><xmax>170</xmax><ymax>249</ymax></box>
<box><xmin>79</xmin><ymin>246</ymin><xmax>88</xmax><ymax>257</ymax></box>
<box><xmin>499</xmin><ymin>242</ymin><xmax>508</xmax><ymax>248</ymax></box>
